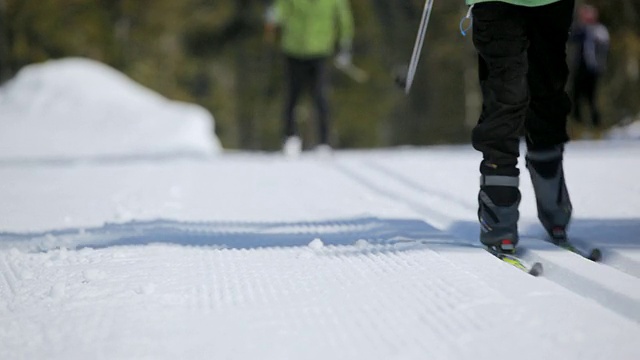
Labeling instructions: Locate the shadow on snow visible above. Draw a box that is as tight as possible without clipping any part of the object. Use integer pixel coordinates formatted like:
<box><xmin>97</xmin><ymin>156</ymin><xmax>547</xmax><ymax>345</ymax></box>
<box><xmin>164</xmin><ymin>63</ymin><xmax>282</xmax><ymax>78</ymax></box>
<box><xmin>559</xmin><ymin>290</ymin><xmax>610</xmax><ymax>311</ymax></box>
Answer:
<box><xmin>0</xmin><ymin>217</ymin><xmax>637</xmax><ymax>258</ymax></box>
<box><xmin>0</xmin><ymin>217</ymin><xmax>465</xmax><ymax>252</ymax></box>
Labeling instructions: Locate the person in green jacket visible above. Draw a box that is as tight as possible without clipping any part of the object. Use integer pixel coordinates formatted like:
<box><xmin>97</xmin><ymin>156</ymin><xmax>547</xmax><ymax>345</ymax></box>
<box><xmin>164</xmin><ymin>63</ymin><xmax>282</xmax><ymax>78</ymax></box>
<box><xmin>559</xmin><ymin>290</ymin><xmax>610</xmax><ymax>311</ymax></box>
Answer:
<box><xmin>265</xmin><ymin>0</ymin><xmax>354</xmax><ymax>156</ymax></box>
<box><xmin>467</xmin><ymin>0</ymin><xmax>575</xmax><ymax>253</ymax></box>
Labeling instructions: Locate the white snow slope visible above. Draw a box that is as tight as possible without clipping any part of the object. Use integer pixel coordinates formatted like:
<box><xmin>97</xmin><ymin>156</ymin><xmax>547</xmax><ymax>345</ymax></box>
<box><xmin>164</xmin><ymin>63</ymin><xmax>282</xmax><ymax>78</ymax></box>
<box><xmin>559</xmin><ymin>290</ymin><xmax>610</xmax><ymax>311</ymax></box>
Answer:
<box><xmin>1</xmin><ymin>59</ymin><xmax>640</xmax><ymax>360</ymax></box>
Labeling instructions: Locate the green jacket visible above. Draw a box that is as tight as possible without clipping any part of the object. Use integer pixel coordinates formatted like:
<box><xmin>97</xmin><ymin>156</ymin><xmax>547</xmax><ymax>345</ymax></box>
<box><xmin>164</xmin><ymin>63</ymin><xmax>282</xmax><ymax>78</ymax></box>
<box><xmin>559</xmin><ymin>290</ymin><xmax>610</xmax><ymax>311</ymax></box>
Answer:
<box><xmin>466</xmin><ymin>0</ymin><xmax>561</xmax><ymax>6</ymax></box>
<box><xmin>271</xmin><ymin>0</ymin><xmax>354</xmax><ymax>58</ymax></box>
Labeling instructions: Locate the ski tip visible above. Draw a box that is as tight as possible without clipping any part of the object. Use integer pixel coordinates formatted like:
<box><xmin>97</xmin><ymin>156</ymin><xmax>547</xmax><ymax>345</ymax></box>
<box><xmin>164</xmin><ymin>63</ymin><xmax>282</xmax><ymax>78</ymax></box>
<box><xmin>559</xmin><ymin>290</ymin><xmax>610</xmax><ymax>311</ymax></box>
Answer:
<box><xmin>589</xmin><ymin>248</ymin><xmax>602</xmax><ymax>262</ymax></box>
<box><xmin>529</xmin><ymin>262</ymin><xmax>543</xmax><ymax>277</ymax></box>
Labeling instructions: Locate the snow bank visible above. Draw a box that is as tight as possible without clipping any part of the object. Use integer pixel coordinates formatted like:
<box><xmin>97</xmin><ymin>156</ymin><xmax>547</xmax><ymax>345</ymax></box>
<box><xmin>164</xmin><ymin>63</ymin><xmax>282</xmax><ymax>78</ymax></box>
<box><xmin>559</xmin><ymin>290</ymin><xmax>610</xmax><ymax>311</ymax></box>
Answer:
<box><xmin>606</xmin><ymin>116</ymin><xmax>640</xmax><ymax>140</ymax></box>
<box><xmin>0</xmin><ymin>57</ymin><xmax>221</xmax><ymax>159</ymax></box>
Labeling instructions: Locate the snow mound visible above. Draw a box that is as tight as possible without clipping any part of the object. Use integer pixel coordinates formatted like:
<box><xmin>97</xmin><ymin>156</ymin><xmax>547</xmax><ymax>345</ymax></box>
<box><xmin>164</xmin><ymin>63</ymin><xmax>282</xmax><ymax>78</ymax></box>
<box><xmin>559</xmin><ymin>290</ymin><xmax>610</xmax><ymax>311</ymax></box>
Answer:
<box><xmin>606</xmin><ymin>116</ymin><xmax>640</xmax><ymax>140</ymax></box>
<box><xmin>0</xmin><ymin>57</ymin><xmax>221</xmax><ymax>160</ymax></box>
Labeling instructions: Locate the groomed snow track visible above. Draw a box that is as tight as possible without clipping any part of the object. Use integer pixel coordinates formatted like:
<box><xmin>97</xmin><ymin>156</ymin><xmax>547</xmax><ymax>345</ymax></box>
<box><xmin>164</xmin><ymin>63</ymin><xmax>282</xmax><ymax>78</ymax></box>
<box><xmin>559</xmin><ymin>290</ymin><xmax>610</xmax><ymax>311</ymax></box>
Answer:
<box><xmin>336</xmin><ymin>155</ymin><xmax>640</xmax><ymax>323</ymax></box>
<box><xmin>1</xmin><ymin>149</ymin><xmax>639</xmax><ymax>360</ymax></box>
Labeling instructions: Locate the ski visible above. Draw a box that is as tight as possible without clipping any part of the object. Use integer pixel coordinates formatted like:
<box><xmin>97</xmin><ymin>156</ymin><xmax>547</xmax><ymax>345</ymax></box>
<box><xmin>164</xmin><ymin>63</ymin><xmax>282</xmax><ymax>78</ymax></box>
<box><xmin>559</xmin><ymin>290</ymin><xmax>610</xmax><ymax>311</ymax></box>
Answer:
<box><xmin>485</xmin><ymin>248</ymin><xmax>543</xmax><ymax>276</ymax></box>
<box><xmin>549</xmin><ymin>239</ymin><xmax>602</xmax><ymax>262</ymax></box>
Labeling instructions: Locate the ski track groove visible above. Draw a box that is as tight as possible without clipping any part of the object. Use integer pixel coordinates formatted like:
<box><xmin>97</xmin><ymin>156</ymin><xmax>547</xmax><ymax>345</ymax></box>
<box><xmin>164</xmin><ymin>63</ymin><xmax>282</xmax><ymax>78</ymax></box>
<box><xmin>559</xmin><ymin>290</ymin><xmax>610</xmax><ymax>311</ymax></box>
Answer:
<box><xmin>602</xmin><ymin>248</ymin><xmax>640</xmax><ymax>279</ymax></box>
<box><xmin>518</xmin><ymin>246</ymin><xmax>640</xmax><ymax>322</ymax></box>
<box><xmin>0</xmin><ymin>253</ymin><xmax>18</xmax><ymax>299</ymax></box>
<box><xmin>361</xmin><ymin>159</ymin><xmax>475</xmax><ymax>212</ymax></box>
<box><xmin>339</xmin><ymin>158</ymin><xmax>640</xmax><ymax>324</ymax></box>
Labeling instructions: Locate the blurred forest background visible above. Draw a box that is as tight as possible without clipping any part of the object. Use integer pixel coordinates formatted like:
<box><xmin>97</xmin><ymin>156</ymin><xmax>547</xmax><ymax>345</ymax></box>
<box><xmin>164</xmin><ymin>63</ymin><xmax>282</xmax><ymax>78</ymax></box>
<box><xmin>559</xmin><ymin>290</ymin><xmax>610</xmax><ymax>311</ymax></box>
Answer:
<box><xmin>0</xmin><ymin>0</ymin><xmax>638</xmax><ymax>150</ymax></box>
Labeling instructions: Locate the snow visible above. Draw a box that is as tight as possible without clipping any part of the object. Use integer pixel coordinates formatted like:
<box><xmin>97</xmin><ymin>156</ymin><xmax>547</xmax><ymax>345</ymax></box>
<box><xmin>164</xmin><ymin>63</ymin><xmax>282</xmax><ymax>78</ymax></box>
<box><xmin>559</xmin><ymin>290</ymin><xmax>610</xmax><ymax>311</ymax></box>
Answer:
<box><xmin>0</xmin><ymin>58</ymin><xmax>220</xmax><ymax>160</ymax></box>
<box><xmin>607</xmin><ymin>116</ymin><xmax>640</xmax><ymax>140</ymax></box>
<box><xmin>1</xmin><ymin>58</ymin><xmax>640</xmax><ymax>360</ymax></box>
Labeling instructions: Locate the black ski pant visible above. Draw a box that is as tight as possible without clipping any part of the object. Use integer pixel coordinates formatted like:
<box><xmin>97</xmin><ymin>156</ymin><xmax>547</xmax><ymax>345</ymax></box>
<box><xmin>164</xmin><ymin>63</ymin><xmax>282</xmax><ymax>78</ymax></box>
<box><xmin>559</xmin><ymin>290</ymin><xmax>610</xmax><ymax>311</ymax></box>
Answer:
<box><xmin>283</xmin><ymin>55</ymin><xmax>330</xmax><ymax>145</ymax></box>
<box><xmin>471</xmin><ymin>0</ymin><xmax>575</xmax><ymax>177</ymax></box>
<box><xmin>572</xmin><ymin>66</ymin><xmax>601</xmax><ymax>127</ymax></box>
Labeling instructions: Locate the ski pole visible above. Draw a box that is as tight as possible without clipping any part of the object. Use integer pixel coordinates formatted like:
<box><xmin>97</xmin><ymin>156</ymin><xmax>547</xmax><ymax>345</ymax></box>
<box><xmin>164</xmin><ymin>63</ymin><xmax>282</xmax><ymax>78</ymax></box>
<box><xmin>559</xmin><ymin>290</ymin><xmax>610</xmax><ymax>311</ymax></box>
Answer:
<box><xmin>399</xmin><ymin>0</ymin><xmax>435</xmax><ymax>95</ymax></box>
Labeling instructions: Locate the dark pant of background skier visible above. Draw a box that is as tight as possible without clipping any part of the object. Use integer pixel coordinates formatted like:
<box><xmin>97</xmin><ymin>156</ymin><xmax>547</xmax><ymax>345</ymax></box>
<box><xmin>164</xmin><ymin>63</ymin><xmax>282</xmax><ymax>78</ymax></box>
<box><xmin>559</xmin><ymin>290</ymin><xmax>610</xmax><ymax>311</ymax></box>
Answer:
<box><xmin>572</xmin><ymin>66</ymin><xmax>600</xmax><ymax>127</ymax></box>
<box><xmin>471</xmin><ymin>0</ymin><xmax>574</xmax><ymax>177</ymax></box>
<box><xmin>284</xmin><ymin>56</ymin><xmax>330</xmax><ymax>146</ymax></box>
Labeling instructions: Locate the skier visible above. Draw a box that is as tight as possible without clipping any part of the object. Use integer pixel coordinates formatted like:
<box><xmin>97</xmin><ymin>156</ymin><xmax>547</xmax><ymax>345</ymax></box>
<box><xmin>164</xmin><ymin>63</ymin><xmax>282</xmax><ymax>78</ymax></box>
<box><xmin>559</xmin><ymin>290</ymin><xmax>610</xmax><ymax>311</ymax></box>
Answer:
<box><xmin>264</xmin><ymin>0</ymin><xmax>354</xmax><ymax>157</ymax></box>
<box><xmin>570</xmin><ymin>4</ymin><xmax>609</xmax><ymax>136</ymax></box>
<box><xmin>466</xmin><ymin>0</ymin><xmax>575</xmax><ymax>253</ymax></box>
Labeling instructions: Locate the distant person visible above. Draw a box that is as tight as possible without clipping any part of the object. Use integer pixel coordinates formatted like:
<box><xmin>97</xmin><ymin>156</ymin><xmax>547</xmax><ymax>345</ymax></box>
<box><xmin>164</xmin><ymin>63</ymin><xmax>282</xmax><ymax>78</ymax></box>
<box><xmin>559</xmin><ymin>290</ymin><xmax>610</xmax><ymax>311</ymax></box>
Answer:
<box><xmin>570</xmin><ymin>4</ymin><xmax>610</xmax><ymax>135</ymax></box>
<box><xmin>466</xmin><ymin>0</ymin><xmax>575</xmax><ymax>253</ymax></box>
<box><xmin>264</xmin><ymin>0</ymin><xmax>354</xmax><ymax>157</ymax></box>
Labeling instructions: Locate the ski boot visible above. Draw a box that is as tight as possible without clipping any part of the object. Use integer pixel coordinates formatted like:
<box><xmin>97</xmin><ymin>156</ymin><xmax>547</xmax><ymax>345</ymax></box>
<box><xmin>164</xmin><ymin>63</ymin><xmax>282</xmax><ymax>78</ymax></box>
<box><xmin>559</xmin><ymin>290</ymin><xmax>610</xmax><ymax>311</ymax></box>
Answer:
<box><xmin>478</xmin><ymin>175</ymin><xmax>521</xmax><ymax>254</ymax></box>
<box><xmin>526</xmin><ymin>145</ymin><xmax>572</xmax><ymax>243</ymax></box>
